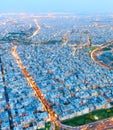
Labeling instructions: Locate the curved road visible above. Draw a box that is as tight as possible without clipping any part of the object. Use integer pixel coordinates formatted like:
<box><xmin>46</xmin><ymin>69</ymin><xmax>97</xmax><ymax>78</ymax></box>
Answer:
<box><xmin>12</xmin><ymin>45</ymin><xmax>85</xmax><ymax>130</ymax></box>
<box><xmin>10</xmin><ymin>18</ymin><xmax>113</xmax><ymax>130</ymax></box>
<box><xmin>12</xmin><ymin>45</ymin><xmax>113</xmax><ymax>130</ymax></box>
<box><xmin>91</xmin><ymin>42</ymin><xmax>113</xmax><ymax>70</ymax></box>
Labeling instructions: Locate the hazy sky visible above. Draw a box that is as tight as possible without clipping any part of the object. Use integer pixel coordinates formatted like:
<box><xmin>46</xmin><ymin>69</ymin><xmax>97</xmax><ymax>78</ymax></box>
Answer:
<box><xmin>0</xmin><ymin>0</ymin><xmax>113</xmax><ymax>14</ymax></box>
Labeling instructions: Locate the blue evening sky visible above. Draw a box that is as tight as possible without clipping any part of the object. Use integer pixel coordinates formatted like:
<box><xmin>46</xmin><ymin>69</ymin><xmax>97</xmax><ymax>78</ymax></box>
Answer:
<box><xmin>0</xmin><ymin>0</ymin><xmax>113</xmax><ymax>14</ymax></box>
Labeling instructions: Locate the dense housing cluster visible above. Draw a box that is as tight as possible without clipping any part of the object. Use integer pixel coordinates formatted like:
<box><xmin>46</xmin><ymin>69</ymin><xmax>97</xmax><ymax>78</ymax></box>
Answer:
<box><xmin>0</xmin><ymin>14</ymin><xmax>113</xmax><ymax>129</ymax></box>
<box><xmin>0</xmin><ymin>44</ymin><xmax>49</xmax><ymax>130</ymax></box>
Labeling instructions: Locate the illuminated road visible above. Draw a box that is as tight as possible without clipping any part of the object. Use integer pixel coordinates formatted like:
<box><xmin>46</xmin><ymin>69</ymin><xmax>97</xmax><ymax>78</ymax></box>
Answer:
<box><xmin>11</xmin><ymin>45</ymin><xmax>88</xmax><ymax>130</ymax></box>
<box><xmin>12</xmin><ymin>46</ymin><xmax>113</xmax><ymax>130</ymax></box>
<box><xmin>10</xmin><ymin>16</ymin><xmax>113</xmax><ymax>129</ymax></box>
<box><xmin>91</xmin><ymin>42</ymin><xmax>113</xmax><ymax>70</ymax></box>
<box><xmin>28</xmin><ymin>19</ymin><xmax>41</xmax><ymax>38</ymax></box>
<box><xmin>11</xmin><ymin>46</ymin><xmax>59</xmax><ymax>126</ymax></box>
<box><xmin>83</xmin><ymin>117</ymin><xmax>113</xmax><ymax>130</ymax></box>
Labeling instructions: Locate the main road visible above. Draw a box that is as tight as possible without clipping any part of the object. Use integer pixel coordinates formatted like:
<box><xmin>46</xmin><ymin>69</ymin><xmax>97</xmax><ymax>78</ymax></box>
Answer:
<box><xmin>11</xmin><ymin>45</ymin><xmax>88</xmax><ymax>130</ymax></box>
<box><xmin>28</xmin><ymin>19</ymin><xmax>41</xmax><ymax>39</ymax></box>
<box><xmin>11</xmin><ymin>46</ymin><xmax>59</xmax><ymax>125</ymax></box>
<box><xmin>11</xmin><ymin>17</ymin><xmax>113</xmax><ymax>129</ymax></box>
<box><xmin>12</xmin><ymin>45</ymin><xmax>113</xmax><ymax>130</ymax></box>
<box><xmin>91</xmin><ymin>42</ymin><xmax>113</xmax><ymax>70</ymax></box>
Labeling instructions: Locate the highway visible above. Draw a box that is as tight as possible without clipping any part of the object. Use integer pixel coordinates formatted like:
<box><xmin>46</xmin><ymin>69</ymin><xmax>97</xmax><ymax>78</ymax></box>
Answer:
<box><xmin>11</xmin><ymin>46</ymin><xmax>60</xmax><ymax>125</ymax></box>
<box><xmin>12</xmin><ymin>45</ymin><xmax>113</xmax><ymax>130</ymax></box>
<box><xmin>28</xmin><ymin>19</ymin><xmax>41</xmax><ymax>39</ymax></box>
<box><xmin>10</xmin><ymin>17</ymin><xmax>113</xmax><ymax>129</ymax></box>
<box><xmin>91</xmin><ymin>42</ymin><xmax>113</xmax><ymax>70</ymax></box>
<box><xmin>11</xmin><ymin>45</ymin><xmax>87</xmax><ymax>130</ymax></box>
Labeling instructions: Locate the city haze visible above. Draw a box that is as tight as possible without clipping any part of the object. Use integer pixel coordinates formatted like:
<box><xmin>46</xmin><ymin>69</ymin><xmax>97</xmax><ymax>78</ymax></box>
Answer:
<box><xmin>0</xmin><ymin>0</ymin><xmax>113</xmax><ymax>14</ymax></box>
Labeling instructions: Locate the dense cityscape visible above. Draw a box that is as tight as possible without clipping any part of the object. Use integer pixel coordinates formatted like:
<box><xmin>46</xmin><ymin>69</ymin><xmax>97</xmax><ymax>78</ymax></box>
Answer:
<box><xmin>0</xmin><ymin>13</ymin><xmax>113</xmax><ymax>130</ymax></box>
